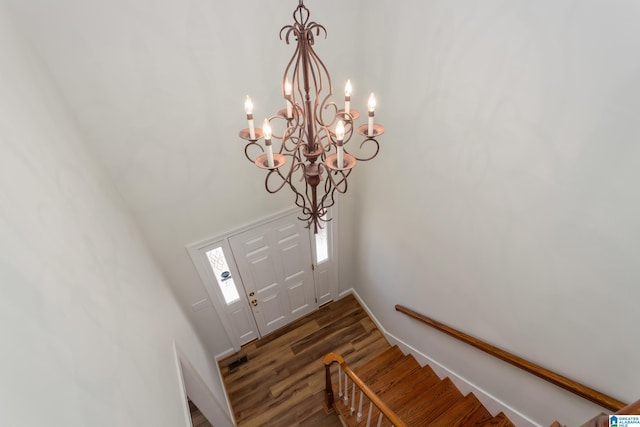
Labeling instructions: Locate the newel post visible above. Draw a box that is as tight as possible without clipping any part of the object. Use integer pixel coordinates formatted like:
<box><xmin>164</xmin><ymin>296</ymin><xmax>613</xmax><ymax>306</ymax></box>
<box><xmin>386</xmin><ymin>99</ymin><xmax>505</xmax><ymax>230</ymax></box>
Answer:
<box><xmin>323</xmin><ymin>353</ymin><xmax>343</xmax><ymax>414</ymax></box>
<box><xmin>324</xmin><ymin>362</ymin><xmax>334</xmax><ymax>413</ymax></box>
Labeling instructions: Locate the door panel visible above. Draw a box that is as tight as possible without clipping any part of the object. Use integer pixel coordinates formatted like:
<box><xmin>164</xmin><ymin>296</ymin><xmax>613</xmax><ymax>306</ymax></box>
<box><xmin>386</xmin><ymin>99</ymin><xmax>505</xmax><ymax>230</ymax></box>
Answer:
<box><xmin>287</xmin><ymin>281</ymin><xmax>308</xmax><ymax>314</ymax></box>
<box><xmin>314</xmin><ymin>268</ymin><xmax>331</xmax><ymax>305</ymax></box>
<box><xmin>230</xmin><ymin>306</ymin><xmax>256</xmax><ymax>343</ymax></box>
<box><xmin>275</xmin><ymin>219</ymin><xmax>315</xmax><ymax>317</ymax></box>
<box><xmin>230</xmin><ymin>212</ymin><xmax>316</xmax><ymax>336</ymax></box>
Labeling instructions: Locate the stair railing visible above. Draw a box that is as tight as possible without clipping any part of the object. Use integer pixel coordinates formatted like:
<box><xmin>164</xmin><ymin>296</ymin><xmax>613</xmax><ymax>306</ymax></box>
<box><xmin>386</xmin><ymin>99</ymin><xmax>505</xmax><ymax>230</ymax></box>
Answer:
<box><xmin>395</xmin><ymin>304</ymin><xmax>628</xmax><ymax>412</ymax></box>
<box><xmin>323</xmin><ymin>352</ymin><xmax>408</xmax><ymax>427</ymax></box>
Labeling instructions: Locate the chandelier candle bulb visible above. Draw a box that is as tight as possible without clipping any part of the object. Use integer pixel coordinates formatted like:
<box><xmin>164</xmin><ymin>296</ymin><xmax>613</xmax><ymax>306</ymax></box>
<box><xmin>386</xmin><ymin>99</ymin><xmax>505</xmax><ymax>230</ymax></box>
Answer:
<box><xmin>284</xmin><ymin>79</ymin><xmax>293</xmax><ymax>118</ymax></box>
<box><xmin>367</xmin><ymin>93</ymin><xmax>376</xmax><ymax>136</ymax></box>
<box><xmin>336</xmin><ymin>120</ymin><xmax>345</xmax><ymax>168</ymax></box>
<box><xmin>263</xmin><ymin>119</ymin><xmax>275</xmax><ymax>168</ymax></box>
<box><xmin>245</xmin><ymin>96</ymin><xmax>256</xmax><ymax>139</ymax></box>
<box><xmin>344</xmin><ymin>80</ymin><xmax>352</xmax><ymax>115</ymax></box>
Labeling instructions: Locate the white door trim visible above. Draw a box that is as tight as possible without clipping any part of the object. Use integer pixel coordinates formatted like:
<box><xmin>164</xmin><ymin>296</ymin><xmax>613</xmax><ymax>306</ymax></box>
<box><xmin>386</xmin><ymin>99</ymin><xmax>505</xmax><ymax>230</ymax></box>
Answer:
<box><xmin>186</xmin><ymin>206</ymin><xmax>340</xmax><ymax>350</ymax></box>
<box><xmin>189</xmin><ymin>207</ymin><xmax>300</xmax><ymax>250</ymax></box>
<box><xmin>187</xmin><ymin>238</ymin><xmax>255</xmax><ymax>351</ymax></box>
<box><xmin>186</xmin><ymin>207</ymin><xmax>300</xmax><ymax>351</ymax></box>
<box><xmin>308</xmin><ymin>206</ymin><xmax>340</xmax><ymax>306</ymax></box>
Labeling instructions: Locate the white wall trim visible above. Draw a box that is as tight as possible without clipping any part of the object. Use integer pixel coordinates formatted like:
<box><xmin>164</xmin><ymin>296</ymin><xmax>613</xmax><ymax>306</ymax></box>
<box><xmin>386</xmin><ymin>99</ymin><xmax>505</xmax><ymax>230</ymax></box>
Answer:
<box><xmin>215</xmin><ymin>348</ymin><xmax>236</xmax><ymax>361</ymax></box>
<box><xmin>174</xmin><ymin>342</ymin><xmax>236</xmax><ymax>427</ymax></box>
<box><xmin>340</xmin><ymin>288</ymin><xmax>540</xmax><ymax>427</ymax></box>
<box><xmin>173</xmin><ymin>344</ymin><xmax>195</xmax><ymax>427</ymax></box>
<box><xmin>215</xmin><ymin>348</ymin><xmax>238</xmax><ymax>423</ymax></box>
<box><xmin>186</xmin><ymin>207</ymin><xmax>300</xmax><ymax>252</ymax></box>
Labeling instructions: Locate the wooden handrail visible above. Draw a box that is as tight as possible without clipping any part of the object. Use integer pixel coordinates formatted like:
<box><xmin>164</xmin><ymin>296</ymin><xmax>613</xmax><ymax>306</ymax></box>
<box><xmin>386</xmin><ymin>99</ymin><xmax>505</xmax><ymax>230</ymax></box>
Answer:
<box><xmin>323</xmin><ymin>352</ymin><xmax>408</xmax><ymax>427</ymax></box>
<box><xmin>395</xmin><ymin>304</ymin><xmax>627</xmax><ymax>412</ymax></box>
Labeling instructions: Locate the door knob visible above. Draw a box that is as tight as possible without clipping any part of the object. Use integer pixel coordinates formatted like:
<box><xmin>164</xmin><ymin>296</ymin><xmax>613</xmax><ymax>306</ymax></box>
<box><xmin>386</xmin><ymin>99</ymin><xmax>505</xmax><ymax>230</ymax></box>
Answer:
<box><xmin>249</xmin><ymin>291</ymin><xmax>255</xmax><ymax>297</ymax></box>
<box><xmin>251</xmin><ymin>299</ymin><xmax>258</xmax><ymax>306</ymax></box>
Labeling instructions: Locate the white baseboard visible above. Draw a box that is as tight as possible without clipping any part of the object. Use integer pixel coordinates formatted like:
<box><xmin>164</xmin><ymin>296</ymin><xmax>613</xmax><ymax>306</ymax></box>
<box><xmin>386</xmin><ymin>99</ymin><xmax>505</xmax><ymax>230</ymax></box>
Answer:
<box><xmin>342</xmin><ymin>288</ymin><xmax>540</xmax><ymax>427</ymax></box>
<box><xmin>215</xmin><ymin>348</ymin><xmax>238</xmax><ymax>425</ymax></box>
<box><xmin>215</xmin><ymin>348</ymin><xmax>236</xmax><ymax>362</ymax></box>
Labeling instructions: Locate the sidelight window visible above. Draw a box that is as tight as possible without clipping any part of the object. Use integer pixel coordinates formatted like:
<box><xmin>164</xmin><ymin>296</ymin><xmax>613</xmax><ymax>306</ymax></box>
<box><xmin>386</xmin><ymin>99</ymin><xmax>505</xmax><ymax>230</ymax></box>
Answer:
<box><xmin>314</xmin><ymin>220</ymin><xmax>329</xmax><ymax>264</ymax></box>
<box><xmin>206</xmin><ymin>247</ymin><xmax>240</xmax><ymax>305</ymax></box>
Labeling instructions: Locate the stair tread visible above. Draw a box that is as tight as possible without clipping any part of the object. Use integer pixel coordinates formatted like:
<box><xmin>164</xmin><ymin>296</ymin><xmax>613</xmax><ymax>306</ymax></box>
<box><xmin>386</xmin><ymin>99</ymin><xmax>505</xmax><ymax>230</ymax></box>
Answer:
<box><xmin>455</xmin><ymin>401</ymin><xmax>495</xmax><ymax>426</ymax></box>
<box><xmin>428</xmin><ymin>392</ymin><xmax>493</xmax><ymax>426</ymax></box>
<box><xmin>338</xmin><ymin>364</ymin><xmax>441</xmax><ymax>427</ymax></box>
<box><xmin>366</xmin><ymin>356</ymin><xmax>421</xmax><ymax>392</ymax></box>
<box><xmin>354</xmin><ymin>346</ymin><xmax>404</xmax><ymax>382</ymax></box>
<box><xmin>377</xmin><ymin>364</ymin><xmax>441</xmax><ymax>409</ymax></box>
<box><xmin>333</xmin><ymin>355</ymin><xmax>514</xmax><ymax>427</ymax></box>
<box><xmin>480</xmin><ymin>411</ymin><xmax>516</xmax><ymax>427</ymax></box>
<box><xmin>380</xmin><ymin>375</ymin><xmax>450</xmax><ymax>413</ymax></box>
<box><xmin>393</xmin><ymin>377</ymin><xmax>464</xmax><ymax>425</ymax></box>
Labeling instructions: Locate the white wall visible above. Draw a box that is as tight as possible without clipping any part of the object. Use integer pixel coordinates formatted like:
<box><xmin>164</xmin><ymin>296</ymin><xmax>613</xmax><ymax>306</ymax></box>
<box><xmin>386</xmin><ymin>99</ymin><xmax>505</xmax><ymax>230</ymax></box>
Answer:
<box><xmin>5</xmin><ymin>0</ymin><xmax>364</xmax><ymax>358</ymax></box>
<box><xmin>0</xmin><ymin>3</ymin><xmax>230</xmax><ymax>426</ymax></box>
<box><xmin>352</xmin><ymin>1</ymin><xmax>640</xmax><ymax>426</ymax></box>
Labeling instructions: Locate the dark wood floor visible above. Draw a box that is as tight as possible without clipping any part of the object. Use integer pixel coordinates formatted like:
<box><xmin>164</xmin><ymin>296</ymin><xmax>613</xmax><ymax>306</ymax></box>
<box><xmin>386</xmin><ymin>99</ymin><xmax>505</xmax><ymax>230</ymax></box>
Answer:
<box><xmin>219</xmin><ymin>294</ymin><xmax>391</xmax><ymax>427</ymax></box>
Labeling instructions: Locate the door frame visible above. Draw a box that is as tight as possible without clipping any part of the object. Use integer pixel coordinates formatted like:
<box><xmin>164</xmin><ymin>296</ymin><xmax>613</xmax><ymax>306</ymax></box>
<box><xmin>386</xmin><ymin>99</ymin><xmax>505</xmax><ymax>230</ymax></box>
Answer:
<box><xmin>187</xmin><ymin>236</ymin><xmax>257</xmax><ymax>351</ymax></box>
<box><xmin>309</xmin><ymin>206</ymin><xmax>339</xmax><ymax>306</ymax></box>
<box><xmin>186</xmin><ymin>207</ymin><xmax>339</xmax><ymax>351</ymax></box>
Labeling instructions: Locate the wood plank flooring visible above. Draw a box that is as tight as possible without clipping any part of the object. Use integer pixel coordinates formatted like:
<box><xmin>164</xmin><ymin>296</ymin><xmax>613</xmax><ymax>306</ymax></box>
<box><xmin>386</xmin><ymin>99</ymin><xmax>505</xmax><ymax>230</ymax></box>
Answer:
<box><xmin>219</xmin><ymin>294</ymin><xmax>390</xmax><ymax>427</ymax></box>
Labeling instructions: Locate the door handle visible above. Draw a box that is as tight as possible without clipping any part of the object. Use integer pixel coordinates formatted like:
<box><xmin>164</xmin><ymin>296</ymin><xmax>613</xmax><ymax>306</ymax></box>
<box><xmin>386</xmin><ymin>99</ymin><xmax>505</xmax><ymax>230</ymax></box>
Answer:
<box><xmin>249</xmin><ymin>291</ymin><xmax>255</xmax><ymax>297</ymax></box>
<box><xmin>251</xmin><ymin>299</ymin><xmax>258</xmax><ymax>306</ymax></box>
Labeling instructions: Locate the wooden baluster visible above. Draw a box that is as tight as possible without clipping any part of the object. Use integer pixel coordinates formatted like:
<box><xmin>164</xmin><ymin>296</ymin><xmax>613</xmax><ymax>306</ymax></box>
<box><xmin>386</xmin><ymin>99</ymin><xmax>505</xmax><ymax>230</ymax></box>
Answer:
<box><xmin>351</xmin><ymin>383</ymin><xmax>356</xmax><ymax>415</ymax></box>
<box><xmin>343</xmin><ymin>374</ymin><xmax>349</xmax><ymax>405</ymax></box>
<box><xmin>366</xmin><ymin>401</ymin><xmax>373</xmax><ymax>427</ymax></box>
<box><xmin>322</xmin><ymin>352</ymin><xmax>407</xmax><ymax>427</ymax></box>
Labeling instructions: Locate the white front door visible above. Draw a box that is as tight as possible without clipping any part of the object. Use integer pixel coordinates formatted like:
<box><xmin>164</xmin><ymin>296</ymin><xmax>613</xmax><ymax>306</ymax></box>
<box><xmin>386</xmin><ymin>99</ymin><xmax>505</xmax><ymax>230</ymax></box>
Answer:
<box><xmin>229</xmin><ymin>212</ymin><xmax>317</xmax><ymax>336</ymax></box>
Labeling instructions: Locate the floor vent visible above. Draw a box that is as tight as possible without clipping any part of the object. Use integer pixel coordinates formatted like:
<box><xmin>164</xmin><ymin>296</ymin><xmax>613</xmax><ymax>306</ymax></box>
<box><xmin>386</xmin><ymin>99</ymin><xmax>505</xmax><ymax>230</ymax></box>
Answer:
<box><xmin>227</xmin><ymin>355</ymin><xmax>249</xmax><ymax>371</ymax></box>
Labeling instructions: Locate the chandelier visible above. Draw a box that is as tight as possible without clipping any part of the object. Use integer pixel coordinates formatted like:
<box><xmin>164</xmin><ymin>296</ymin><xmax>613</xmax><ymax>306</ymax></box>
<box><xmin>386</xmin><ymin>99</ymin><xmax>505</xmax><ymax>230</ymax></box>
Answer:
<box><xmin>239</xmin><ymin>0</ymin><xmax>384</xmax><ymax>233</ymax></box>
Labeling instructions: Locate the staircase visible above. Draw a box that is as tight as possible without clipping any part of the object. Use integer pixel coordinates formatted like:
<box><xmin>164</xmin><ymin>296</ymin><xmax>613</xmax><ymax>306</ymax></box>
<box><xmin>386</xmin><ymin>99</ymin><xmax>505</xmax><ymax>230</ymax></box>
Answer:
<box><xmin>325</xmin><ymin>346</ymin><xmax>515</xmax><ymax>427</ymax></box>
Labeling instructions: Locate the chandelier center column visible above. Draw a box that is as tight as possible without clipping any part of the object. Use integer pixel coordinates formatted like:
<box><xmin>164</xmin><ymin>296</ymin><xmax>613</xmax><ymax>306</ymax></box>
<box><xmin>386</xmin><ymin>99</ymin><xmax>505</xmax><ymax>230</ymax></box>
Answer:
<box><xmin>299</xmin><ymin>26</ymin><xmax>317</xmax><ymax>161</ymax></box>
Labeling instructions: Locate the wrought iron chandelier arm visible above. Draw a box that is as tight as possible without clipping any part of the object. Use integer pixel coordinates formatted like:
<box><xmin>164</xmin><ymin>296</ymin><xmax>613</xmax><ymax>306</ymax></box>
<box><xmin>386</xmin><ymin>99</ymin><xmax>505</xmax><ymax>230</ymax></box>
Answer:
<box><xmin>347</xmin><ymin>137</ymin><xmax>380</xmax><ymax>162</ymax></box>
<box><xmin>243</xmin><ymin>141</ymin><xmax>264</xmax><ymax>163</ymax></box>
<box><xmin>264</xmin><ymin>158</ymin><xmax>304</xmax><ymax>194</ymax></box>
<box><xmin>319</xmin><ymin>162</ymin><xmax>350</xmax><ymax>194</ymax></box>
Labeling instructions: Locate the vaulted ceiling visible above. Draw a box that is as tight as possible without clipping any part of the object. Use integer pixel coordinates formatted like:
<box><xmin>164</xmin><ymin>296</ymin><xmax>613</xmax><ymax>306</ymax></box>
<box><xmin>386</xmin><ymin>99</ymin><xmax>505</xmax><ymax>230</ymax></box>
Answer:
<box><xmin>6</xmin><ymin>0</ymin><xmax>367</xmax><ymax>354</ymax></box>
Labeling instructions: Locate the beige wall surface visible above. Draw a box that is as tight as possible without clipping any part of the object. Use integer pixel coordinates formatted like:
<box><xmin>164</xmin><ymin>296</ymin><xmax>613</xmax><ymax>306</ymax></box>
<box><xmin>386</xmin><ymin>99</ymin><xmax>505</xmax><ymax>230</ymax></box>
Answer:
<box><xmin>0</xmin><ymin>3</ymin><xmax>229</xmax><ymax>425</ymax></box>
